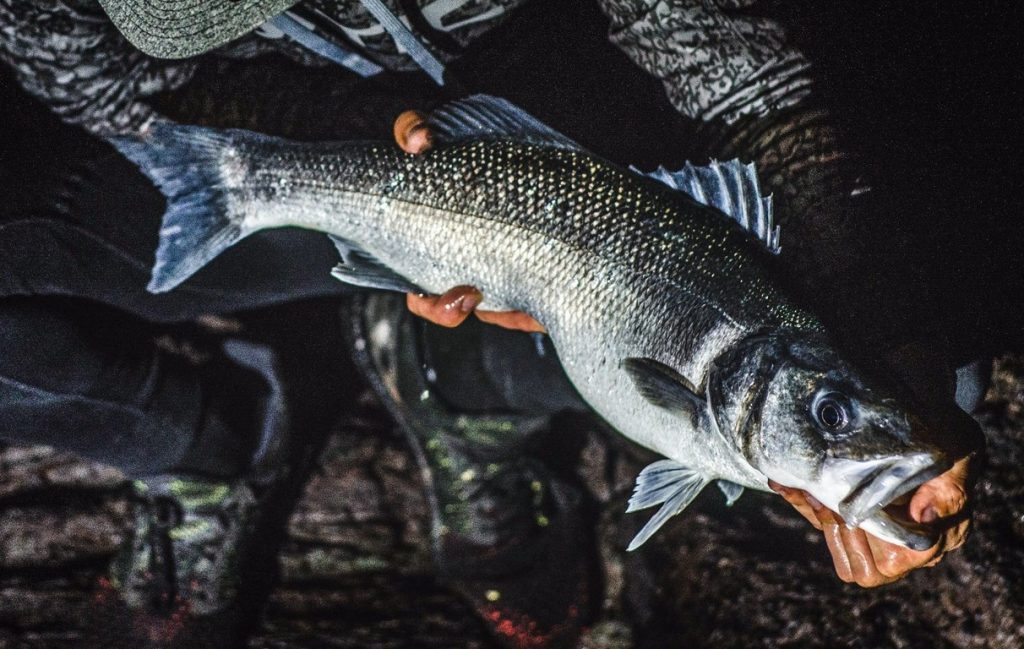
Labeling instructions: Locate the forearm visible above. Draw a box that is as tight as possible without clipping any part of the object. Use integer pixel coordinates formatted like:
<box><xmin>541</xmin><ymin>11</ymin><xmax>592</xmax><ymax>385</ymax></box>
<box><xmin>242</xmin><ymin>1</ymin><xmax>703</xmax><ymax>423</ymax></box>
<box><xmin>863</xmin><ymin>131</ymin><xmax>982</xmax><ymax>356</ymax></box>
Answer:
<box><xmin>595</xmin><ymin>0</ymin><xmax>863</xmax><ymax>267</ymax></box>
<box><xmin>597</xmin><ymin>0</ymin><xmax>813</xmax><ymax>123</ymax></box>
<box><xmin>151</xmin><ymin>56</ymin><xmax>438</xmax><ymax>142</ymax></box>
<box><xmin>701</xmin><ymin>70</ymin><xmax>970</xmax><ymax>425</ymax></box>
<box><xmin>701</xmin><ymin>104</ymin><xmax>867</xmax><ymax>284</ymax></box>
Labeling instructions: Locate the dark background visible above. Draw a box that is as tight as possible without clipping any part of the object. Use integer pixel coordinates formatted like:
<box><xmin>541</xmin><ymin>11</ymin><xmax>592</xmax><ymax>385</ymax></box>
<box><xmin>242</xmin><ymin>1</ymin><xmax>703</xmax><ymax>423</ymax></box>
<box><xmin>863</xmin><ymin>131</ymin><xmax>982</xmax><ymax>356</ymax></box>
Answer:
<box><xmin>787</xmin><ymin>1</ymin><xmax>1024</xmax><ymax>359</ymax></box>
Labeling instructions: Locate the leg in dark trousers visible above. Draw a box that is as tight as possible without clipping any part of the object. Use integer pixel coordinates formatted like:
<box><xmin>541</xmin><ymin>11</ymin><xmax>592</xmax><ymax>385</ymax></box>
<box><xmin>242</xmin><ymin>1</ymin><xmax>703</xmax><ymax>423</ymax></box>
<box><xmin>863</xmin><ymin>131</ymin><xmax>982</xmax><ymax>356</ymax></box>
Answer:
<box><xmin>0</xmin><ymin>113</ymin><xmax>348</xmax><ymax>475</ymax></box>
<box><xmin>0</xmin><ymin>296</ymin><xmax>258</xmax><ymax>478</ymax></box>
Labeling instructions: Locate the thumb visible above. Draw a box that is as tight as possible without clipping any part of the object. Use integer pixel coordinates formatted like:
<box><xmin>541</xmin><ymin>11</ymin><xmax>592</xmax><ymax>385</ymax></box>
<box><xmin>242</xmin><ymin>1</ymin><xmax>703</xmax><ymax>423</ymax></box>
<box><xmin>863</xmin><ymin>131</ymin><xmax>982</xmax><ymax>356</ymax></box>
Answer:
<box><xmin>908</xmin><ymin>459</ymin><xmax>970</xmax><ymax>523</ymax></box>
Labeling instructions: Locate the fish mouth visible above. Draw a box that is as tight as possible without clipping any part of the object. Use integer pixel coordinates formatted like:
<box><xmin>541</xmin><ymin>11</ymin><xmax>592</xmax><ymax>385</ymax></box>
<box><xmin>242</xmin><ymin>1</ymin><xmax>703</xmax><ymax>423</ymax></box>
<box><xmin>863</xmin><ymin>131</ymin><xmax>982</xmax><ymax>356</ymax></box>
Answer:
<box><xmin>836</xmin><ymin>451</ymin><xmax>950</xmax><ymax>551</ymax></box>
<box><xmin>858</xmin><ymin>504</ymin><xmax>940</xmax><ymax>551</ymax></box>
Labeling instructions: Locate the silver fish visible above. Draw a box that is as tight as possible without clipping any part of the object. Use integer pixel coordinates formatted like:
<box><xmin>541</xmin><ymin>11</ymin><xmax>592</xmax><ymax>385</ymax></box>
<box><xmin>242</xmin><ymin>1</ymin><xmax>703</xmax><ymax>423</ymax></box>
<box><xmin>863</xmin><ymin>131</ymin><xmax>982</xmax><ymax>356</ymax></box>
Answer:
<box><xmin>112</xmin><ymin>95</ymin><xmax>949</xmax><ymax>551</ymax></box>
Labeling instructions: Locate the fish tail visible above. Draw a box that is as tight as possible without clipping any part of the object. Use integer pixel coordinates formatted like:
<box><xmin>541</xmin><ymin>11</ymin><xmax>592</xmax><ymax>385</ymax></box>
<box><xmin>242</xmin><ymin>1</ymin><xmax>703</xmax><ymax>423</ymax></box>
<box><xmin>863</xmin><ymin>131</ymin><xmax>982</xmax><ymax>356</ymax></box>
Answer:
<box><xmin>109</xmin><ymin>123</ymin><xmax>254</xmax><ymax>293</ymax></box>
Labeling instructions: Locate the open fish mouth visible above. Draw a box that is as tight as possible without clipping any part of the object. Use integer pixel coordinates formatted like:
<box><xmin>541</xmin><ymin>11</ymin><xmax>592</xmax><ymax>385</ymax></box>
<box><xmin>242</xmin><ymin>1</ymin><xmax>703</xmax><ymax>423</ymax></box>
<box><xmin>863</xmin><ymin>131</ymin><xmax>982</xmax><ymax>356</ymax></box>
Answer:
<box><xmin>837</xmin><ymin>451</ymin><xmax>950</xmax><ymax>551</ymax></box>
<box><xmin>858</xmin><ymin>501</ymin><xmax>940</xmax><ymax>551</ymax></box>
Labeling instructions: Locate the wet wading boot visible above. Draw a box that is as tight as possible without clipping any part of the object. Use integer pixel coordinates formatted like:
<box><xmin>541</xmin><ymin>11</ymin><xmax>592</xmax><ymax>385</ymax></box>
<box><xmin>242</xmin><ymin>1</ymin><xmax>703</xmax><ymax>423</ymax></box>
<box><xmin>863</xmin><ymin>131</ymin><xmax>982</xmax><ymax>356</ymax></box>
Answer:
<box><xmin>104</xmin><ymin>476</ymin><xmax>260</xmax><ymax>647</ymax></box>
<box><xmin>347</xmin><ymin>293</ymin><xmax>600</xmax><ymax>648</ymax></box>
<box><xmin>91</xmin><ymin>337</ymin><xmax>337</xmax><ymax>648</ymax></box>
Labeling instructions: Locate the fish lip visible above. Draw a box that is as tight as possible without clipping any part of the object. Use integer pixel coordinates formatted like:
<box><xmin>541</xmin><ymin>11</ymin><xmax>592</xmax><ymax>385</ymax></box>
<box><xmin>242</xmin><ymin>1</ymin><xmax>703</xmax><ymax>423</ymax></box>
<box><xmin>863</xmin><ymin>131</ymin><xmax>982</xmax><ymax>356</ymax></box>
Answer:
<box><xmin>837</xmin><ymin>452</ymin><xmax>950</xmax><ymax>528</ymax></box>
<box><xmin>860</xmin><ymin>506</ymin><xmax>939</xmax><ymax>551</ymax></box>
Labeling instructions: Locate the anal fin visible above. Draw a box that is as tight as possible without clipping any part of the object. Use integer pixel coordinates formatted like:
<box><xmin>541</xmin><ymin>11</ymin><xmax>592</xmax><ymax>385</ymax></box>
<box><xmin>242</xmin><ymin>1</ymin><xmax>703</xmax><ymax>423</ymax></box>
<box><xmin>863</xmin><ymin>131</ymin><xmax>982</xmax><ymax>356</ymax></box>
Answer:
<box><xmin>329</xmin><ymin>235</ymin><xmax>424</xmax><ymax>293</ymax></box>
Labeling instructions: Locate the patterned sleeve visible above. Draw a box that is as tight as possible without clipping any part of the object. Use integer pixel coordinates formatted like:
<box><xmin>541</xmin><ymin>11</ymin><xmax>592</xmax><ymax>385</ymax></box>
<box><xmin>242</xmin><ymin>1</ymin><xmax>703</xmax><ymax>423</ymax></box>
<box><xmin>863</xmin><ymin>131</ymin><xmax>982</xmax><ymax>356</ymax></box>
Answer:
<box><xmin>595</xmin><ymin>0</ymin><xmax>813</xmax><ymax>125</ymax></box>
<box><xmin>0</xmin><ymin>0</ymin><xmax>196</xmax><ymax>136</ymax></box>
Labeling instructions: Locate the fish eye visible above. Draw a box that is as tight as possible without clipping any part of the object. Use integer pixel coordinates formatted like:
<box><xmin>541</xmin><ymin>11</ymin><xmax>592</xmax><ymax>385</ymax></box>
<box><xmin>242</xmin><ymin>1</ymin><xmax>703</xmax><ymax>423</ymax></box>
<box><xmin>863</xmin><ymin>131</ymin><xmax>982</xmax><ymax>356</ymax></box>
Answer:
<box><xmin>812</xmin><ymin>392</ymin><xmax>851</xmax><ymax>433</ymax></box>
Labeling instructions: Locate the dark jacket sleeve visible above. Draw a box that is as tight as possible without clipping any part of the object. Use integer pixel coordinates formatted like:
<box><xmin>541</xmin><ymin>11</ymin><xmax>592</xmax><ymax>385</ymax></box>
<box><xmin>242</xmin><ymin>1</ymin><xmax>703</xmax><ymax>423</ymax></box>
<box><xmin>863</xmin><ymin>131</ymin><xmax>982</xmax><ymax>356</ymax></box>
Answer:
<box><xmin>0</xmin><ymin>0</ymin><xmax>195</xmax><ymax>136</ymax></box>
<box><xmin>595</xmin><ymin>0</ymin><xmax>813</xmax><ymax>125</ymax></box>
<box><xmin>593</xmin><ymin>0</ymin><xmax>865</xmax><ymax>283</ymax></box>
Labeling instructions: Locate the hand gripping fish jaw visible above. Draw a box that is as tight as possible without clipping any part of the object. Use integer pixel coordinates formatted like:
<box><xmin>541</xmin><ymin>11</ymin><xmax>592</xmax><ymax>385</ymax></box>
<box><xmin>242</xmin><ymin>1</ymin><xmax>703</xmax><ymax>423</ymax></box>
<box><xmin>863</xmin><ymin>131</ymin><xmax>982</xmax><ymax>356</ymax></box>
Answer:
<box><xmin>716</xmin><ymin>333</ymin><xmax>951</xmax><ymax>550</ymax></box>
<box><xmin>625</xmin><ymin>332</ymin><xmax>950</xmax><ymax>552</ymax></box>
<box><xmin>830</xmin><ymin>451</ymin><xmax>949</xmax><ymax>550</ymax></box>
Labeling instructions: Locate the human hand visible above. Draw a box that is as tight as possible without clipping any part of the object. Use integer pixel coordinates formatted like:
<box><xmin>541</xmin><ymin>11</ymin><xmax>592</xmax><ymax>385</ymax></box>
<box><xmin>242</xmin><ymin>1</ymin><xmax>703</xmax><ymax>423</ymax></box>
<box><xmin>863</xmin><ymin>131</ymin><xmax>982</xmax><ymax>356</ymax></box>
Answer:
<box><xmin>393</xmin><ymin>110</ymin><xmax>434</xmax><ymax>154</ymax></box>
<box><xmin>769</xmin><ymin>454</ymin><xmax>973</xmax><ymax>587</ymax></box>
<box><xmin>405</xmin><ymin>287</ymin><xmax>546</xmax><ymax>333</ymax></box>
<box><xmin>394</xmin><ymin>111</ymin><xmax>546</xmax><ymax>333</ymax></box>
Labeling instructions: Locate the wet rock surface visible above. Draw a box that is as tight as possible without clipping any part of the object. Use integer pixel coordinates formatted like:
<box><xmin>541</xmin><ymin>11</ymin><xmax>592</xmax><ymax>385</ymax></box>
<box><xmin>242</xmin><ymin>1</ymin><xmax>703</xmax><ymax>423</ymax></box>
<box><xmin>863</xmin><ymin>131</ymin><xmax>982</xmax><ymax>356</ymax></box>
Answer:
<box><xmin>1</xmin><ymin>357</ymin><xmax>1022</xmax><ymax>648</ymax></box>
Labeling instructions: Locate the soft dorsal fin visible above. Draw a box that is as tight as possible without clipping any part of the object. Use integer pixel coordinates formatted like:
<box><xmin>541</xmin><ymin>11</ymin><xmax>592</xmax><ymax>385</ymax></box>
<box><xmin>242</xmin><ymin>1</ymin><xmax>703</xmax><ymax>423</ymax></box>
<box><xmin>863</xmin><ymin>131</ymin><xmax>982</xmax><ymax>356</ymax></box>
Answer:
<box><xmin>634</xmin><ymin>159</ymin><xmax>780</xmax><ymax>254</ymax></box>
<box><xmin>329</xmin><ymin>235</ymin><xmax>424</xmax><ymax>293</ymax></box>
<box><xmin>622</xmin><ymin>357</ymin><xmax>704</xmax><ymax>421</ymax></box>
<box><xmin>426</xmin><ymin>94</ymin><xmax>584</xmax><ymax>151</ymax></box>
<box><xmin>626</xmin><ymin>459</ymin><xmax>711</xmax><ymax>551</ymax></box>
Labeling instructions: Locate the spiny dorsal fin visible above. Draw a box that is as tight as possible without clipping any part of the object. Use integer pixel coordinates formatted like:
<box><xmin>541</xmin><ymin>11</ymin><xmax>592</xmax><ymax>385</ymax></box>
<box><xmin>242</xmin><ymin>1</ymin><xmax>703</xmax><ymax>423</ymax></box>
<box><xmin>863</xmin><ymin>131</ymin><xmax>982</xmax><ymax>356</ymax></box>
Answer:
<box><xmin>329</xmin><ymin>235</ymin><xmax>424</xmax><ymax>293</ymax></box>
<box><xmin>717</xmin><ymin>480</ymin><xmax>745</xmax><ymax>506</ymax></box>
<box><xmin>626</xmin><ymin>459</ymin><xmax>710</xmax><ymax>551</ymax></box>
<box><xmin>622</xmin><ymin>357</ymin><xmax>704</xmax><ymax>420</ymax></box>
<box><xmin>427</xmin><ymin>94</ymin><xmax>583</xmax><ymax>151</ymax></box>
<box><xmin>634</xmin><ymin>159</ymin><xmax>780</xmax><ymax>254</ymax></box>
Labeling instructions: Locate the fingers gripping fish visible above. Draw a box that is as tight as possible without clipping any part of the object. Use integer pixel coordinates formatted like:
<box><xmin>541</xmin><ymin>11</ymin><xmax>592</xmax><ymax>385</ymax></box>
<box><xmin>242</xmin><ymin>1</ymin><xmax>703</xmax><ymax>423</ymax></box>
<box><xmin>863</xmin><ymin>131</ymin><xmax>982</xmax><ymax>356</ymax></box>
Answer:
<box><xmin>111</xmin><ymin>95</ymin><xmax>949</xmax><ymax>552</ymax></box>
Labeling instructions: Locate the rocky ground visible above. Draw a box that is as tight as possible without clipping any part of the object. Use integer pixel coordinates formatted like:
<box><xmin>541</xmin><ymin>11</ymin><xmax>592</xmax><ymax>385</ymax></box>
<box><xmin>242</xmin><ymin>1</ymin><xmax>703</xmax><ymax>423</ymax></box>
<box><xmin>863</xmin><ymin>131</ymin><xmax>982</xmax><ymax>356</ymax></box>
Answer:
<box><xmin>1</xmin><ymin>355</ymin><xmax>1021</xmax><ymax>649</ymax></box>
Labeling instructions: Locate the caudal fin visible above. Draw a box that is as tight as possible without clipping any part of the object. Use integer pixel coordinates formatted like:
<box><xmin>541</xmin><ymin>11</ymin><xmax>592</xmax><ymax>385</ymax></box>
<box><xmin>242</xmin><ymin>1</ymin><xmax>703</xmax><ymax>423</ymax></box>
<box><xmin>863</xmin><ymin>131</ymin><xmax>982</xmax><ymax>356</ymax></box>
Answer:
<box><xmin>110</xmin><ymin>123</ymin><xmax>252</xmax><ymax>293</ymax></box>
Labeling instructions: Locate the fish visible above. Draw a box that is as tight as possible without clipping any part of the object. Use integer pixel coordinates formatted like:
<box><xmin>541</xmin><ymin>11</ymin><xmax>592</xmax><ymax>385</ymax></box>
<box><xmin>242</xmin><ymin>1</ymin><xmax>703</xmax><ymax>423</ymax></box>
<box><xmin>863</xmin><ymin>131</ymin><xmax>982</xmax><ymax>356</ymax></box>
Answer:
<box><xmin>111</xmin><ymin>95</ymin><xmax>949</xmax><ymax>552</ymax></box>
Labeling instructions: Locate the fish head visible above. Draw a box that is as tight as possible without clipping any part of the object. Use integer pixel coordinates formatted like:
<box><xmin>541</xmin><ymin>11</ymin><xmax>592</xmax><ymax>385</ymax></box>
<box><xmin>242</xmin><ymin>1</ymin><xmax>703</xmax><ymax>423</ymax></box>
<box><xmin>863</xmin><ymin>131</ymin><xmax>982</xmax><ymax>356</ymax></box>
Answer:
<box><xmin>709</xmin><ymin>333</ymin><xmax>951</xmax><ymax>550</ymax></box>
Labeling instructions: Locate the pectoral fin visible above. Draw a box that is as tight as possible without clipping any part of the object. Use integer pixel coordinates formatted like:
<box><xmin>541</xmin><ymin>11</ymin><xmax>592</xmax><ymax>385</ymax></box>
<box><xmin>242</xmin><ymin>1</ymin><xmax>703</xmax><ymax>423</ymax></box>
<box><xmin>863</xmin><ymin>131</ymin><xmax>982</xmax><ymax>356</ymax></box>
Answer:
<box><xmin>626</xmin><ymin>459</ymin><xmax>710</xmax><ymax>551</ymax></box>
<box><xmin>622</xmin><ymin>357</ymin><xmax>704</xmax><ymax>420</ymax></box>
